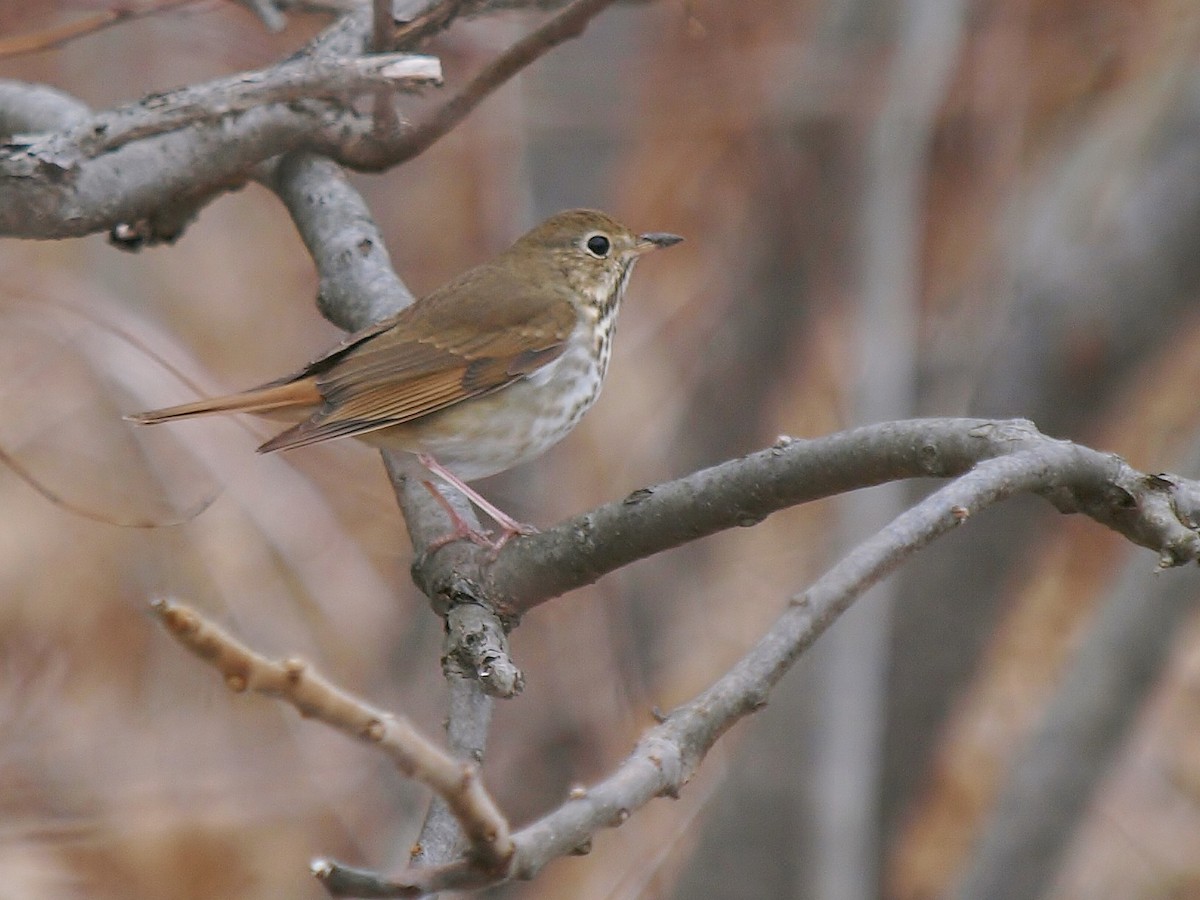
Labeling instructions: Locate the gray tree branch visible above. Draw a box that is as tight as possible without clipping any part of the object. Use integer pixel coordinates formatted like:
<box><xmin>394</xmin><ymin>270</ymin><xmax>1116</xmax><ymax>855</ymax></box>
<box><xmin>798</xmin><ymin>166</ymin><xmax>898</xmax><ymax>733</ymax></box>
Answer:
<box><xmin>0</xmin><ymin>0</ymin><xmax>620</xmax><ymax>244</ymax></box>
<box><xmin>316</xmin><ymin>421</ymin><xmax>1200</xmax><ymax>895</ymax></box>
<box><xmin>0</xmin><ymin>81</ymin><xmax>90</xmax><ymax>134</ymax></box>
<box><xmin>417</xmin><ymin>418</ymin><xmax>1200</xmax><ymax>620</ymax></box>
<box><xmin>52</xmin><ymin>53</ymin><xmax>439</xmax><ymax>160</ymax></box>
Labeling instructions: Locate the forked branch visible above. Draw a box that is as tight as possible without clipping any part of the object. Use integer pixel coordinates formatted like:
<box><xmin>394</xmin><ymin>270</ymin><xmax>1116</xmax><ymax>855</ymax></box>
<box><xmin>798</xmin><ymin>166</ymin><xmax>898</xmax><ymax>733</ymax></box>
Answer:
<box><xmin>0</xmin><ymin>0</ymin><xmax>628</xmax><ymax>241</ymax></box>
<box><xmin>299</xmin><ymin>422</ymin><xmax>1200</xmax><ymax>895</ymax></box>
<box><xmin>152</xmin><ymin>418</ymin><xmax>1200</xmax><ymax>895</ymax></box>
<box><xmin>340</xmin><ymin>0</ymin><xmax>620</xmax><ymax>169</ymax></box>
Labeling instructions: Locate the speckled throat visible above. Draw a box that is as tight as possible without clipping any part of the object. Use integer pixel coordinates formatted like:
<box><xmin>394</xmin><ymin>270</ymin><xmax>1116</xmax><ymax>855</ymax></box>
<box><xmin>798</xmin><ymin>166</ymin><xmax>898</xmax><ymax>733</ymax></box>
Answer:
<box><xmin>586</xmin><ymin>255</ymin><xmax>635</xmax><ymax>381</ymax></box>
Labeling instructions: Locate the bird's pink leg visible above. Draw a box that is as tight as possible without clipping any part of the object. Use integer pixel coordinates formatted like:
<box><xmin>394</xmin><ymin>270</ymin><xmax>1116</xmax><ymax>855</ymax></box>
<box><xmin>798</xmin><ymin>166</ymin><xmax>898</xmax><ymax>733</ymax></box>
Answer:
<box><xmin>417</xmin><ymin>453</ymin><xmax>537</xmax><ymax>551</ymax></box>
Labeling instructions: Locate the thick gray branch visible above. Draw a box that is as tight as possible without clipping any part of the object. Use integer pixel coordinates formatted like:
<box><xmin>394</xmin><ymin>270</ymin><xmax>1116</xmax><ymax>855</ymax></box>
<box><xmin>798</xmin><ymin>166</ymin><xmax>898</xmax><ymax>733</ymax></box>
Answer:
<box><xmin>0</xmin><ymin>81</ymin><xmax>90</xmax><ymax>135</ymax></box>
<box><xmin>0</xmin><ymin>7</ymin><xmax>381</xmax><ymax>241</ymax></box>
<box><xmin>269</xmin><ymin>150</ymin><xmax>414</xmax><ymax>329</ymax></box>
<box><xmin>406</xmin><ymin>419</ymin><xmax>1200</xmax><ymax>619</ymax></box>
<box><xmin>321</xmin><ymin>419</ymin><xmax>1200</xmax><ymax>894</ymax></box>
<box><xmin>0</xmin><ymin>86</ymin><xmax>347</xmax><ymax>241</ymax></box>
<box><xmin>0</xmin><ymin>0</ymin><xmax>626</xmax><ymax>242</ymax></box>
<box><xmin>42</xmin><ymin>54</ymin><xmax>440</xmax><ymax>159</ymax></box>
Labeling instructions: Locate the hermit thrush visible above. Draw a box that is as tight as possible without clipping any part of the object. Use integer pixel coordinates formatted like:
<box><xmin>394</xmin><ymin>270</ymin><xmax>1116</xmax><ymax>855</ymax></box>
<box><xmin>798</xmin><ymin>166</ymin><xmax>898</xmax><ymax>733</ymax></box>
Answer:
<box><xmin>129</xmin><ymin>209</ymin><xmax>681</xmax><ymax>547</ymax></box>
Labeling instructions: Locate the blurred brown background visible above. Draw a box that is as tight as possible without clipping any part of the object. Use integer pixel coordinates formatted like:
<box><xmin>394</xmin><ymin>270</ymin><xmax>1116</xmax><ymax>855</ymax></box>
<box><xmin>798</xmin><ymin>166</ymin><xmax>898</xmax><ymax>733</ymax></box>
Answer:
<box><xmin>2</xmin><ymin>0</ymin><xmax>1200</xmax><ymax>897</ymax></box>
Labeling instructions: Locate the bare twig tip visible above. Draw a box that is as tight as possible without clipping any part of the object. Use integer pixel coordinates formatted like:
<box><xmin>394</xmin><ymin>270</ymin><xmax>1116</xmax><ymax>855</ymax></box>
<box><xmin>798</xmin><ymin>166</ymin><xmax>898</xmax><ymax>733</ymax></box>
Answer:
<box><xmin>155</xmin><ymin>600</ymin><xmax>199</xmax><ymax>635</ymax></box>
<box><xmin>310</xmin><ymin>858</ymin><xmax>333</xmax><ymax>877</ymax></box>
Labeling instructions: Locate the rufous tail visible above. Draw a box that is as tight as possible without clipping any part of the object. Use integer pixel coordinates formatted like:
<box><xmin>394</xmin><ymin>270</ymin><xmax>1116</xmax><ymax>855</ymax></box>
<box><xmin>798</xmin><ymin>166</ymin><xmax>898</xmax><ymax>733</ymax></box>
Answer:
<box><xmin>126</xmin><ymin>379</ymin><xmax>322</xmax><ymax>424</ymax></box>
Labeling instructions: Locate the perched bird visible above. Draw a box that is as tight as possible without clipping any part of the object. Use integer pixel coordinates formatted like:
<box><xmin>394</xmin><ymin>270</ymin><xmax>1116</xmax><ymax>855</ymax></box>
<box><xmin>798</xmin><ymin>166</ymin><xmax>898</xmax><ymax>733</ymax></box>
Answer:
<box><xmin>129</xmin><ymin>209</ymin><xmax>681</xmax><ymax>547</ymax></box>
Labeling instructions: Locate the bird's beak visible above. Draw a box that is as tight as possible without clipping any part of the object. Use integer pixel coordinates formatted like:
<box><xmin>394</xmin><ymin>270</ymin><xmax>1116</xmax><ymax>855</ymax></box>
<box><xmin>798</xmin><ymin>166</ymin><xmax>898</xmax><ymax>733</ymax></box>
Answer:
<box><xmin>634</xmin><ymin>232</ymin><xmax>684</xmax><ymax>255</ymax></box>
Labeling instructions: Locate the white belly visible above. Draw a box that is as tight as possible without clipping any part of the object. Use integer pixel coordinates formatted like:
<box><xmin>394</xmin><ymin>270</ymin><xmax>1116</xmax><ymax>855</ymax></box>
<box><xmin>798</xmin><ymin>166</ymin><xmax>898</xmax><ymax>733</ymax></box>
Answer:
<box><xmin>363</xmin><ymin>340</ymin><xmax>604</xmax><ymax>481</ymax></box>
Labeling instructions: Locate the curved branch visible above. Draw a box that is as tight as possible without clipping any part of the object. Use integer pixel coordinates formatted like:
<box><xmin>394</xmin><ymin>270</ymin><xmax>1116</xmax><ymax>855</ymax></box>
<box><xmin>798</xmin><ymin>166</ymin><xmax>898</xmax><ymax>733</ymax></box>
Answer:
<box><xmin>269</xmin><ymin>150</ymin><xmax>415</xmax><ymax>330</ymax></box>
<box><xmin>67</xmin><ymin>53</ymin><xmax>440</xmax><ymax>159</ymax></box>
<box><xmin>407</xmin><ymin>419</ymin><xmax>1200</xmax><ymax>619</ymax></box>
<box><xmin>0</xmin><ymin>86</ymin><xmax>340</xmax><ymax>241</ymax></box>
<box><xmin>320</xmin><ymin>431</ymin><xmax>1193</xmax><ymax>894</ymax></box>
<box><xmin>0</xmin><ymin>81</ymin><xmax>91</xmax><ymax>135</ymax></box>
<box><xmin>152</xmin><ymin>598</ymin><xmax>514</xmax><ymax>872</ymax></box>
<box><xmin>0</xmin><ymin>0</ymin><xmax>627</xmax><ymax>240</ymax></box>
<box><xmin>340</xmin><ymin>0</ymin><xmax>620</xmax><ymax>170</ymax></box>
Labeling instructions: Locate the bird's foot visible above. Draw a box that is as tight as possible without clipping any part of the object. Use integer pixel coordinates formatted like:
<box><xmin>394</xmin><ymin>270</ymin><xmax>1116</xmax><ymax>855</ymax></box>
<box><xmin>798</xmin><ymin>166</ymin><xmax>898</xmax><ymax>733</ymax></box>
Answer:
<box><xmin>419</xmin><ymin>477</ymin><xmax>537</xmax><ymax>557</ymax></box>
<box><xmin>416</xmin><ymin>454</ymin><xmax>538</xmax><ymax>555</ymax></box>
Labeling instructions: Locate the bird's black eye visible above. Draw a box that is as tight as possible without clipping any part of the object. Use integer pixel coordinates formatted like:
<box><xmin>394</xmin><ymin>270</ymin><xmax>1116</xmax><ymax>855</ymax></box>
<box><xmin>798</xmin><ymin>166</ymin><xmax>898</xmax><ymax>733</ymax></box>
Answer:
<box><xmin>585</xmin><ymin>234</ymin><xmax>611</xmax><ymax>257</ymax></box>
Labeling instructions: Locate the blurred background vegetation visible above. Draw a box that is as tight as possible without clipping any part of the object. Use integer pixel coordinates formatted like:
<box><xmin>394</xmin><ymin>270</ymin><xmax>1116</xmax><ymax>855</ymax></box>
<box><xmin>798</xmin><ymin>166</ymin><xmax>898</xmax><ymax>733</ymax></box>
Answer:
<box><xmin>2</xmin><ymin>0</ymin><xmax>1200</xmax><ymax>897</ymax></box>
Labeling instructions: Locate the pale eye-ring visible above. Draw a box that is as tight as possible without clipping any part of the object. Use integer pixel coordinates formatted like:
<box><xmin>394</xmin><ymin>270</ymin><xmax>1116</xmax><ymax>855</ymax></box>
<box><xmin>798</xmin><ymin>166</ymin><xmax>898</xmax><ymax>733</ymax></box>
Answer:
<box><xmin>584</xmin><ymin>233</ymin><xmax>612</xmax><ymax>258</ymax></box>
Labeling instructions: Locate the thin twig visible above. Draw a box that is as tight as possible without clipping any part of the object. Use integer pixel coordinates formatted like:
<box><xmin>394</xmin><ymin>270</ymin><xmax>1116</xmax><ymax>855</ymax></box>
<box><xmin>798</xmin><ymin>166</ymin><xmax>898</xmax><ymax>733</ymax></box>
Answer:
<box><xmin>0</xmin><ymin>441</ymin><xmax>216</xmax><ymax>528</ymax></box>
<box><xmin>152</xmin><ymin>598</ymin><xmax>515</xmax><ymax>871</ymax></box>
<box><xmin>344</xmin><ymin>0</ymin><xmax>620</xmax><ymax>169</ymax></box>
<box><xmin>369</xmin><ymin>0</ymin><xmax>406</xmax><ymax>131</ymax></box>
<box><xmin>404</xmin><ymin>419</ymin><xmax>1200</xmax><ymax>619</ymax></box>
<box><xmin>371</xmin><ymin>0</ymin><xmax>394</xmax><ymax>50</ymax></box>
<box><xmin>392</xmin><ymin>0</ymin><xmax>468</xmax><ymax>47</ymax></box>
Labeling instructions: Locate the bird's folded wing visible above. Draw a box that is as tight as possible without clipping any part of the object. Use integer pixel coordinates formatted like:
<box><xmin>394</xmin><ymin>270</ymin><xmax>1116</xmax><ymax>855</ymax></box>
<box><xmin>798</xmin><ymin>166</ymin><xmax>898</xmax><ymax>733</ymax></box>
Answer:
<box><xmin>258</xmin><ymin>269</ymin><xmax>577</xmax><ymax>452</ymax></box>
